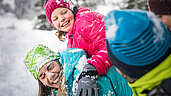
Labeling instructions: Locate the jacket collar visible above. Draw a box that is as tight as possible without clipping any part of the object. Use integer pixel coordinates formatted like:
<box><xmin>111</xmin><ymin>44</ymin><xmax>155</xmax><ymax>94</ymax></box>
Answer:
<box><xmin>129</xmin><ymin>54</ymin><xmax>171</xmax><ymax>96</ymax></box>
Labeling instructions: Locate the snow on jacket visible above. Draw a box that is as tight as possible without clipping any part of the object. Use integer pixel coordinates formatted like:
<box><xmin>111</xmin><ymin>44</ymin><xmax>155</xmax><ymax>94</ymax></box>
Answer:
<box><xmin>56</xmin><ymin>48</ymin><xmax>132</xmax><ymax>96</ymax></box>
<box><xmin>66</xmin><ymin>7</ymin><xmax>112</xmax><ymax>75</ymax></box>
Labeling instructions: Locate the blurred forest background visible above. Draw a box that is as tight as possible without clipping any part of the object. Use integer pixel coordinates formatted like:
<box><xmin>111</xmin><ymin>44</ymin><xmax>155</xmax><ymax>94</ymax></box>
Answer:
<box><xmin>0</xmin><ymin>0</ymin><xmax>148</xmax><ymax>30</ymax></box>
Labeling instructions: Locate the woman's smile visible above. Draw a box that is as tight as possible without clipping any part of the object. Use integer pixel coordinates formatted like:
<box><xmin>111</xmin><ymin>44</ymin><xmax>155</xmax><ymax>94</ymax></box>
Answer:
<box><xmin>52</xmin><ymin>73</ymin><xmax>60</xmax><ymax>84</ymax></box>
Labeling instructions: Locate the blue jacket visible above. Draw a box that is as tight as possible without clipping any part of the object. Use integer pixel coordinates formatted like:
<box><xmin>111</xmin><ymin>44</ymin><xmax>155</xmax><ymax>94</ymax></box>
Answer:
<box><xmin>55</xmin><ymin>48</ymin><xmax>132</xmax><ymax>96</ymax></box>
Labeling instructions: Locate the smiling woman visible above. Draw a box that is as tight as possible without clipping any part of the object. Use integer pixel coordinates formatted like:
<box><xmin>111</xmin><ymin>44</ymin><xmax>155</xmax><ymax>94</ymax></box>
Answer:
<box><xmin>24</xmin><ymin>44</ymin><xmax>132</xmax><ymax>96</ymax></box>
<box><xmin>24</xmin><ymin>44</ymin><xmax>67</xmax><ymax>96</ymax></box>
<box><xmin>38</xmin><ymin>60</ymin><xmax>62</xmax><ymax>88</ymax></box>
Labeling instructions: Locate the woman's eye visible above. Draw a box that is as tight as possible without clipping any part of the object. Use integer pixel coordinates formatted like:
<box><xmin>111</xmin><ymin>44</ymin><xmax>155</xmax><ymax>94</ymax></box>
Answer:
<box><xmin>47</xmin><ymin>62</ymin><xmax>54</xmax><ymax>70</ymax></box>
<box><xmin>39</xmin><ymin>73</ymin><xmax>45</xmax><ymax>79</ymax></box>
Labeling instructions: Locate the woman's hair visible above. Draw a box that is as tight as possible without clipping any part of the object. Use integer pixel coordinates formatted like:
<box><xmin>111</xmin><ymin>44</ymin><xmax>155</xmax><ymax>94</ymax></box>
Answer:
<box><xmin>38</xmin><ymin>79</ymin><xmax>54</xmax><ymax>96</ymax></box>
<box><xmin>38</xmin><ymin>75</ymin><xmax>68</xmax><ymax>96</ymax></box>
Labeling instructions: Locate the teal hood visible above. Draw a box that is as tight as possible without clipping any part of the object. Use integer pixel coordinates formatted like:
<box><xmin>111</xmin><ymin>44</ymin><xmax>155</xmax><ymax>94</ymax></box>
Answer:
<box><xmin>58</xmin><ymin>48</ymin><xmax>88</xmax><ymax>95</ymax></box>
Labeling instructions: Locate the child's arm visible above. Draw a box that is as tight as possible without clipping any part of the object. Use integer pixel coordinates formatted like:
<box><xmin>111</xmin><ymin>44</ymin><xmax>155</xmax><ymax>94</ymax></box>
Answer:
<box><xmin>79</xmin><ymin>11</ymin><xmax>113</xmax><ymax>75</ymax></box>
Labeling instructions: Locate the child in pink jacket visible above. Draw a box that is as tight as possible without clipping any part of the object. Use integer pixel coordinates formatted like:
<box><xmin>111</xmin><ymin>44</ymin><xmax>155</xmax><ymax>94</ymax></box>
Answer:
<box><xmin>44</xmin><ymin>0</ymin><xmax>113</xmax><ymax>95</ymax></box>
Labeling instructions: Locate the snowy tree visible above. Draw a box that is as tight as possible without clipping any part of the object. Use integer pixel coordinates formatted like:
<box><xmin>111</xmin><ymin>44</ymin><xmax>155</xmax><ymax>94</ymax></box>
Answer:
<box><xmin>122</xmin><ymin>0</ymin><xmax>148</xmax><ymax>10</ymax></box>
<box><xmin>0</xmin><ymin>0</ymin><xmax>14</xmax><ymax>15</ymax></box>
<box><xmin>73</xmin><ymin>0</ymin><xmax>105</xmax><ymax>10</ymax></box>
<box><xmin>34</xmin><ymin>0</ymin><xmax>55</xmax><ymax>30</ymax></box>
<box><xmin>15</xmin><ymin>0</ymin><xmax>35</xmax><ymax>19</ymax></box>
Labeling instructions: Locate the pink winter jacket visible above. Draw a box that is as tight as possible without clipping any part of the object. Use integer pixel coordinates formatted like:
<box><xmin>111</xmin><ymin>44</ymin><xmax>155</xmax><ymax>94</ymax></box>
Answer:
<box><xmin>67</xmin><ymin>7</ymin><xmax>113</xmax><ymax>75</ymax></box>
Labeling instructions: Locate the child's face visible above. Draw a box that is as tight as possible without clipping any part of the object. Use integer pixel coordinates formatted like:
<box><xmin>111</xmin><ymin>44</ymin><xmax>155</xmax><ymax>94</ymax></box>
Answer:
<box><xmin>38</xmin><ymin>60</ymin><xmax>61</xmax><ymax>88</ymax></box>
<box><xmin>51</xmin><ymin>7</ymin><xmax>74</xmax><ymax>32</ymax></box>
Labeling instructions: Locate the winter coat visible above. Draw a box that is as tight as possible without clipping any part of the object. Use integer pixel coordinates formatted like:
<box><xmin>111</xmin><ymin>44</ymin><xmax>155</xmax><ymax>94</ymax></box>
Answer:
<box><xmin>128</xmin><ymin>54</ymin><xmax>171</xmax><ymax>96</ymax></box>
<box><xmin>66</xmin><ymin>7</ymin><xmax>112</xmax><ymax>75</ymax></box>
<box><xmin>169</xmin><ymin>28</ymin><xmax>171</xmax><ymax>35</ymax></box>
<box><xmin>56</xmin><ymin>48</ymin><xmax>132</xmax><ymax>96</ymax></box>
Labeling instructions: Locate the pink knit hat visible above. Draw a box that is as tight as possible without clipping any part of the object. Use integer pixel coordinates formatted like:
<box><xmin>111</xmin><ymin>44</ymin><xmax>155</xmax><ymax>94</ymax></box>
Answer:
<box><xmin>44</xmin><ymin>0</ymin><xmax>74</xmax><ymax>26</ymax></box>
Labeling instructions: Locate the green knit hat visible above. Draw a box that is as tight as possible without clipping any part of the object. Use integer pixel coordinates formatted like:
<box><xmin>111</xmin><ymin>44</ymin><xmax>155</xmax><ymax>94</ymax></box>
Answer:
<box><xmin>24</xmin><ymin>44</ymin><xmax>60</xmax><ymax>80</ymax></box>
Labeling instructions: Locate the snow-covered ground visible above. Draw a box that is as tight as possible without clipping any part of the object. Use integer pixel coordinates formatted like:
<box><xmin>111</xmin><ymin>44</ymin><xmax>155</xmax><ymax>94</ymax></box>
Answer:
<box><xmin>0</xmin><ymin>13</ymin><xmax>67</xmax><ymax>96</ymax></box>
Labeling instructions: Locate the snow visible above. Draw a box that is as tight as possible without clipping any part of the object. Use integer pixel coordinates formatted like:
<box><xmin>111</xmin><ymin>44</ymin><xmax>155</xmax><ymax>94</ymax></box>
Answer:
<box><xmin>2</xmin><ymin>0</ymin><xmax>15</xmax><ymax>10</ymax></box>
<box><xmin>95</xmin><ymin>5</ymin><xmax>117</xmax><ymax>16</ymax></box>
<box><xmin>105</xmin><ymin>11</ymin><xmax>118</xmax><ymax>41</ymax></box>
<box><xmin>0</xmin><ymin>13</ymin><xmax>67</xmax><ymax>96</ymax></box>
<box><xmin>68</xmin><ymin>48</ymin><xmax>82</xmax><ymax>53</ymax></box>
<box><xmin>75</xmin><ymin>55</ymin><xmax>87</xmax><ymax>71</ymax></box>
<box><xmin>0</xmin><ymin>1</ymin><xmax>122</xmax><ymax>95</ymax></box>
<box><xmin>95</xmin><ymin>0</ymin><xmax>122</xmax><ymax>16</ymax></box>
<box><xmin>147</xmin><ymin>11</ymin><xmax>165</xmax><ymax>43</ymax></box>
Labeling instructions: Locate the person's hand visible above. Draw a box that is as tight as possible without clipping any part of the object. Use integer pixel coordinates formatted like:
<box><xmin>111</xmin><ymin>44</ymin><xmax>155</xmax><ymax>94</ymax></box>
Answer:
<box><xmin>76</xmin><ymin>64</ymin><xmax>98</xmax><ymax>96</ymax></box>
<box><xmin>76</xmin><ymin>77</ymin><xmax>98</xmax><ymax>96</ymax></box>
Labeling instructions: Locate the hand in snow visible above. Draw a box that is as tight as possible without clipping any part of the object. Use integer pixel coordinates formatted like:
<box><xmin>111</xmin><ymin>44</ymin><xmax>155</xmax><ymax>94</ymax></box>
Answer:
<box><xmin>76</xmin><ymin>64</ymin><xmax>98</xmax><ymax>96</ymax></box>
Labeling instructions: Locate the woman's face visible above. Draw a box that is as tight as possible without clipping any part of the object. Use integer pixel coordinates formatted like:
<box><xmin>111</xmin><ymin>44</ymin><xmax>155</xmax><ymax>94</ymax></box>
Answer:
<box><xmin>51</xmin><ymin>7</ymin><xmax>74</xmax><ymax>32</ymax></box>
<box><xmin>38</xmin><ymin>60</ymin><xmax>61</xmax><ymax>88</ymax></box>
